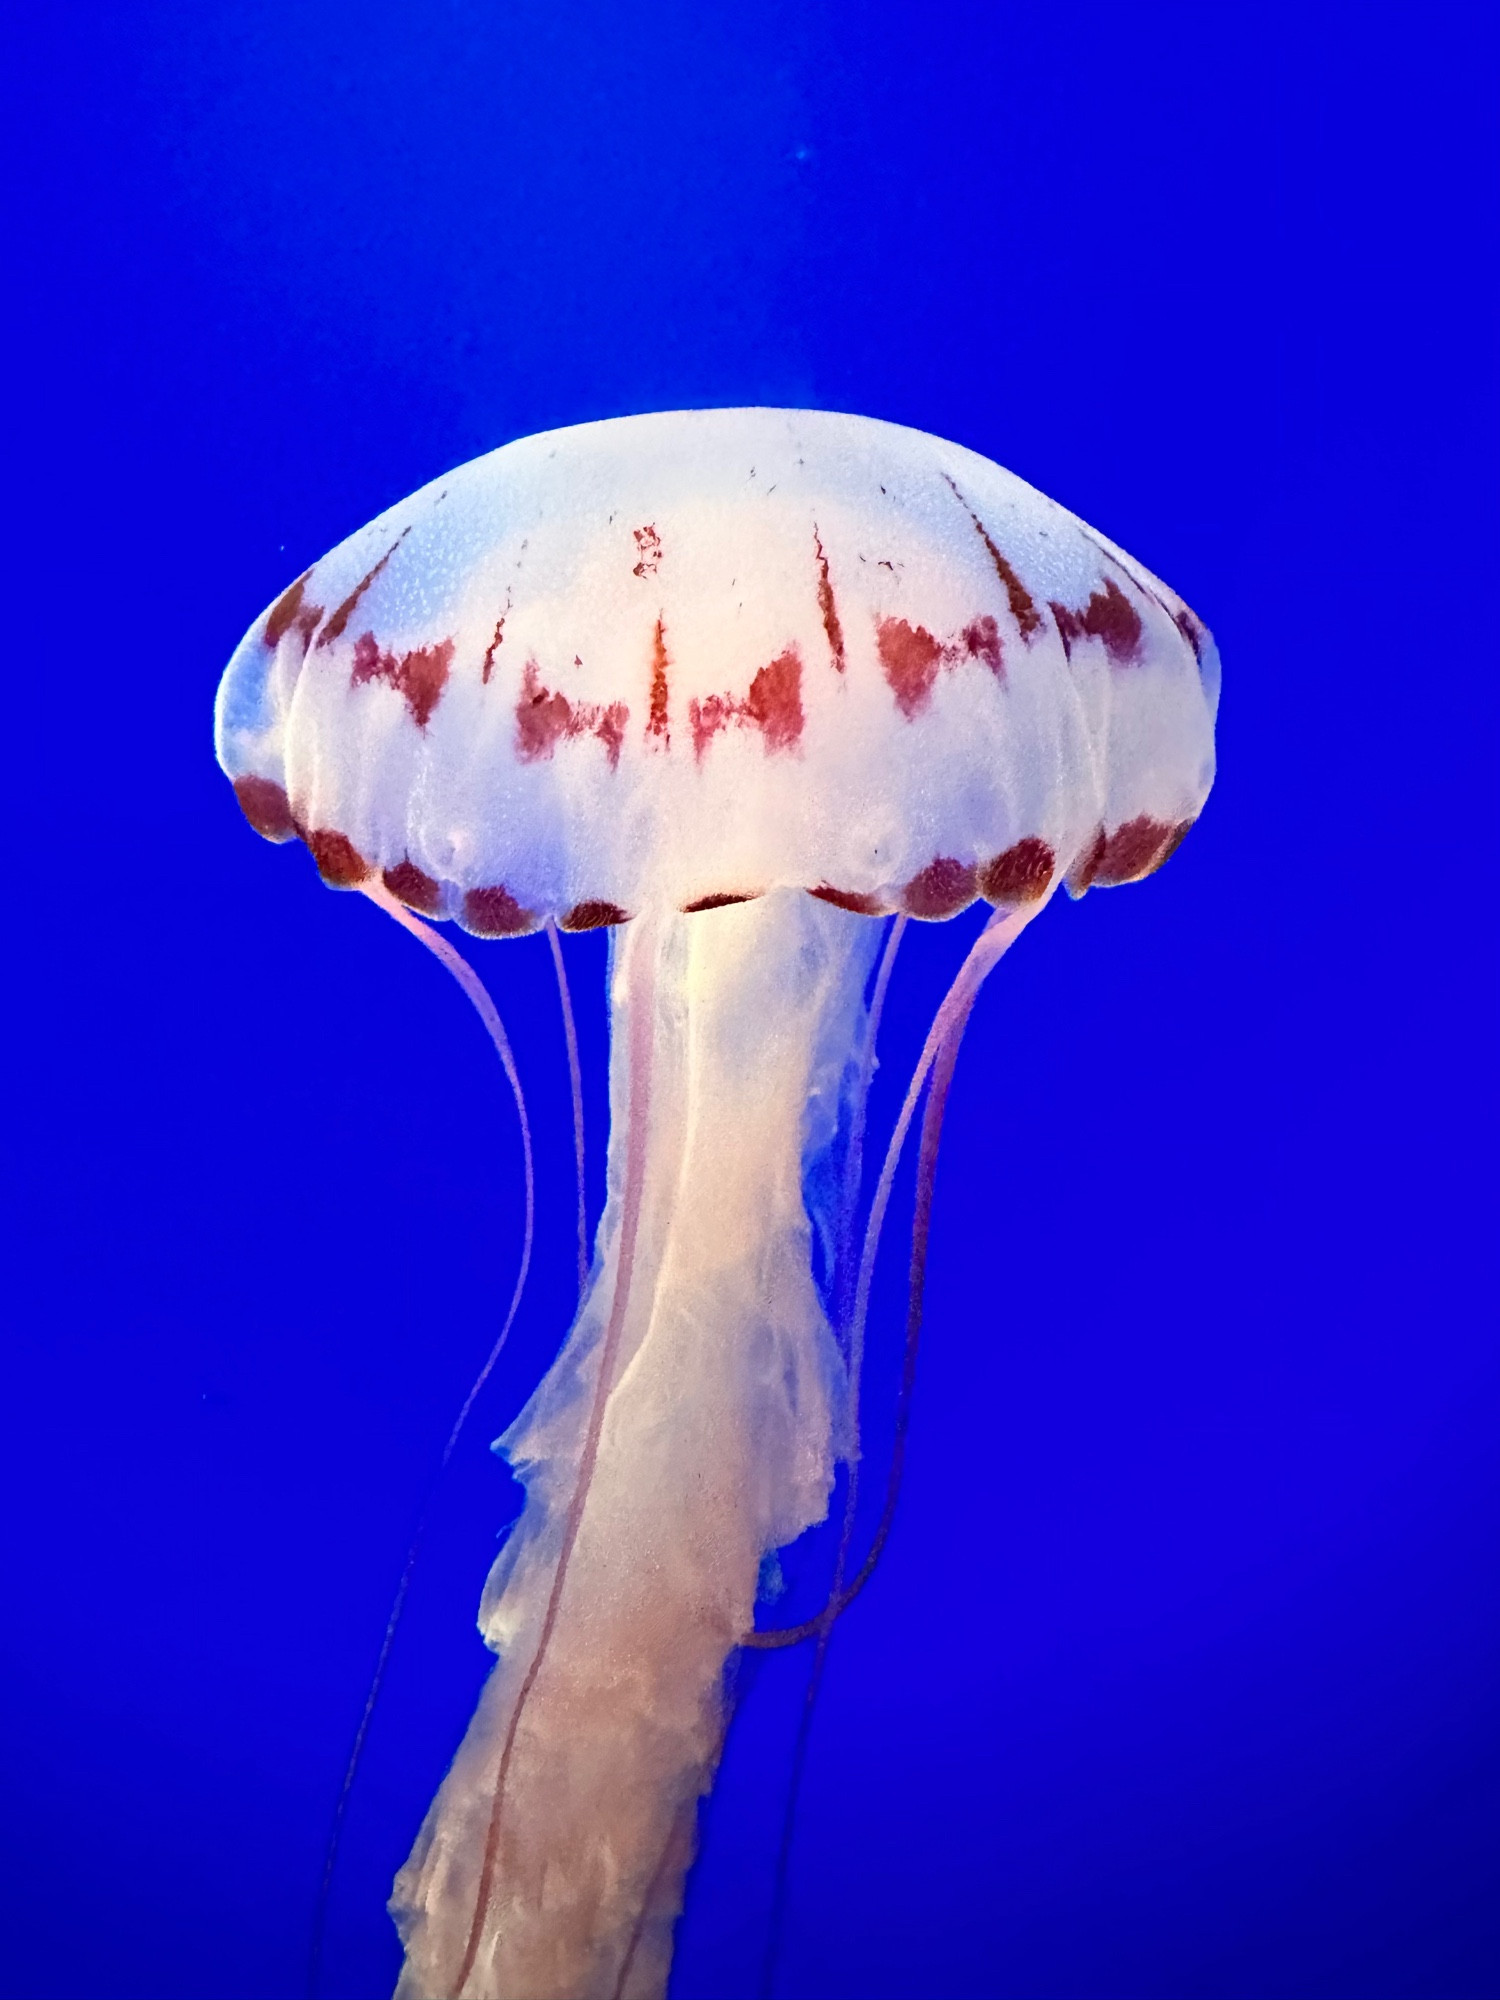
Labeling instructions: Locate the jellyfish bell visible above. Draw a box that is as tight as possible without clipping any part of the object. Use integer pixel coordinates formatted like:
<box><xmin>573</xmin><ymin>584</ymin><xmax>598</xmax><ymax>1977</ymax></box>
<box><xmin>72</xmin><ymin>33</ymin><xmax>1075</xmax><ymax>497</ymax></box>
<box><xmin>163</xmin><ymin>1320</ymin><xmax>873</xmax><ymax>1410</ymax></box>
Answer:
<box><xmin>215</xmin><ymin>408</ymin><xmax>1218</xmax><ymax>2000</ymax></box>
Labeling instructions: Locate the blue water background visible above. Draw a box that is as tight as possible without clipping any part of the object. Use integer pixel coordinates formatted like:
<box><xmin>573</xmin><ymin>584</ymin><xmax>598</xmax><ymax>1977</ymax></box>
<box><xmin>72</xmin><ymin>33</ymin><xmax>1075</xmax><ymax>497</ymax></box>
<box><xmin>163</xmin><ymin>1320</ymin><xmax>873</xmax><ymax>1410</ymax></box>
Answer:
<box><xmin>2</xmin><ymin>3</ymin><xmax>1495</xmax><ymax>1995</ymax></box>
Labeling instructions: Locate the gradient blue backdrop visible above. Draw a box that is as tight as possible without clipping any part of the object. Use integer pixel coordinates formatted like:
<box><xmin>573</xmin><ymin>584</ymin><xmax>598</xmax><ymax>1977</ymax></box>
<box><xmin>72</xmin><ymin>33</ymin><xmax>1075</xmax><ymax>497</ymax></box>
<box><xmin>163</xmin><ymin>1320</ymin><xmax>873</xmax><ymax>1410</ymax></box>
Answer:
<box><xmin>3</xmin><ymin>3</ymin><xmax>1495</xmax><ymax>1996</ymax></box>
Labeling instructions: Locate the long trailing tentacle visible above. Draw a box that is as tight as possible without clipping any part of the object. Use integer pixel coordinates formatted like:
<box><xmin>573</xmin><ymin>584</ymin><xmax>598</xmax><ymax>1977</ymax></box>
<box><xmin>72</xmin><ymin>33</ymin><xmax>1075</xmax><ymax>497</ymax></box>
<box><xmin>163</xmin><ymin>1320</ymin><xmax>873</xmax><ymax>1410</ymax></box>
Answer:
<box><xmin>750</xmin><ymin>893</ymin><xmax>1054</xmax><ymax>2000</ymax></box>
<box><xmin>832</xmin><ymin>914</ymin><xmax>907</xmax><ymax>1346</ymax></box>
<box><xmin>307</xmin><ymin>884</ymin><xmax>536</xmax><ymax>2000</ymax></box>
<box><xmin>746</xmin><ymin>895</ymin><xmax>1048</xmax><ymax>1654</ymax></box>
<box><xmin>756</xmin><ymin>979</ymin><xmax>977</xmax><ymax>1998</ymax></box>
<box><xmin>546</xmin><ymin>918</ymin><xmax>591</xmax><ymax>1304</ymax></box>
<box><xmin>821</xmin><ymin>993</ymin><xmax>969</xmax><ymax>1624</ymax></box>
<box><xmin>455</xmin><ymin>914</ymin><xmax>660</xmax><ymax>1996</ymax></box>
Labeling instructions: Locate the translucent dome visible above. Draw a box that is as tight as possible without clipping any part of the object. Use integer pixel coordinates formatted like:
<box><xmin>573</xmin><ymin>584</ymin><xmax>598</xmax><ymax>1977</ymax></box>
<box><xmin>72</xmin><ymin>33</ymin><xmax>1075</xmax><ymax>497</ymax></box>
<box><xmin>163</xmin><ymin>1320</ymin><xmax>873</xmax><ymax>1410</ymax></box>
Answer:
<box><xmin>216</xmin><ymin>408</ymin><xmax>1218</xmax><ymax>932</ymax></box>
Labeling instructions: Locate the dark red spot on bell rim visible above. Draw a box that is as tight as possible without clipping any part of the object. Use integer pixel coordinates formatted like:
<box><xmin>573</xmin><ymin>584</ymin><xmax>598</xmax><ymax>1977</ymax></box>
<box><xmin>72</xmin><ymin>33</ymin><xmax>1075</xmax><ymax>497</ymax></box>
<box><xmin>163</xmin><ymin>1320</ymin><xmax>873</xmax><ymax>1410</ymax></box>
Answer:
<box><xmin>1155</xmin><ymin>820</ymin><xmax>1195</xmax><ymax>867</ymax></box>
<box><xmin>682</xmin><ymin>892</ymin><xmax>761</xmax><ymax>914</ymax></box>
<box><xmin>979</xmin><ymin>838</ymin><xmax>1055</xmax><ymax>904</ymax></box>
<box><xmin>1068</xmin><ymin>828</ymin><xmax>1109</xmax><ymax>895</ymax></box>
<box><xmin>462</xmin><ymin>885</ymin><xmax>537</xmax><ymax>936</ymax></box>
<box><xmin>1069</xmin><ymin>816</ymin><xmax>1193</xmax><ymax>893</ymax></box>
<box><xmin>560</xmin><ymin>900</ymin><xmax>631</xmax><ymax>931</ymax></box>
<box><xmin>902</xmin><ymin>857</ymin><xmax>978</xmax><ymax>920</ymax></box>
<box><xmin>1093</xmin><ymin>816</ymin><xmax>1192</xmax><ymax>884</ymax></box>
<box><xmin>306</xmin><ymin>829</ymin><xmax>371</xmax><ymax>888</ymax></box>
<box><xmin>383</xmin><ymin>859</ymin><xmax>444</xmax><ymax>915</ymax></box>
<box><xmin>232</xmin><ymin>775</ymin><xmax>298</xmax><ymax>843</ymax></box>
<box><xmin>809</xmin><ymin>885</ymin><xmax>889</xmax><ymax>916</ymax></box>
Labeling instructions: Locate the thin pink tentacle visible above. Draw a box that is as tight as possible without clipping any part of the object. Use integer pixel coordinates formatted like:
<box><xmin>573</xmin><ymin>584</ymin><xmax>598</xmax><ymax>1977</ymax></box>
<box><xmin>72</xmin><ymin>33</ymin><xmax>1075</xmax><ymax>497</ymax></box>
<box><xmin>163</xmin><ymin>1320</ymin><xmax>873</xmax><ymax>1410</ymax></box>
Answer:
<box><xmin>546</xmin><ymin>918</ymin><xmax>590</xmax><ymax>1305</ymax></box>
<box><xmin>309</xmin><ymin>885</ymin><xmax>536</xmax><ymax>2000</ymax></box>
<box><xmin>758</xmin><ymin>994</ymin><xmax>977</xmax><ymax>2000</ymax></box>
<box><xmin>833</xmin><ymin>914</ymin><xmax>907</xmax><ymax>1344</ymax></box>
<box><xmin>362</xmin><ymin>883</ymin><xmax>538</xmax><ymax>1446</ymax></box>
<box><xmin>830</xmin><ymin>986</ymin><xmax>971</xmax><ymax>1616</ymax></box>
<box><xmin>456</xmin><ymin>914</ymin><xmax>660</xmax><ymax>1997</ymax></box>
<box><xmin>843</xmin><ymin>899</ymin><xmax>1044</xmax><ymax>1443</ymax></box>
<box><xmin>745</xmin><ymin>892</ymin><xmax>1053</xmax><ymax>1652</ymax></box>
<box><xmin>755</xmin><ymin>898</ymin><xmax>1050</xmax><ymax>2000</ymax></box>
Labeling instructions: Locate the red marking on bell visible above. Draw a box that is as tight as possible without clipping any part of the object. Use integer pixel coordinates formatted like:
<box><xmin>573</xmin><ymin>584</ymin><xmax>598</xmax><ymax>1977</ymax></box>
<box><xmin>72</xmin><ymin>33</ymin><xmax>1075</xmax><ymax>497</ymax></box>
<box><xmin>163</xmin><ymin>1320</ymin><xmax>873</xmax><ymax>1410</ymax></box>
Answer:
<box><xmin>515</xmin><ymin>660</ymin><xmax>628</xmax><ymax>769</ymax></box>
<box><xmin>688</xmin><ymin>649</ymin><xmax>803</xmax><ymax>761</ymax></box>
<box><xmin>877</xmin><ymin>618</ymin><xmax>944</xmax><ymax>718</ymax></box>
<box><xmin>632</xmin><ymin>524</ymin><xmax>663</xmax><ymax>578</ymax></box>
<box><xmin>1050</xmin><ymin>578</ymin><xmax>1144</xmax><ymax>664</ymax></box>
<box><xmin>813</xmin><ymin>528</ymin><xmax>846</xmax><ymax>672</ymax></box>
<box><xmin>648</xmin><ymin>620</ymin><xmax>671</xmax><ymax>745</ymax></box>
<box><xmin>264</xmin><ymin>573</ymin><xmax>323</xmax><ymax>653</ymax></box>
<box><xmin>316</xmin><ymin>527</ymin><xmax>411</xmax><ymax>649</ymax></box>
<box><xmin>350</xmin><ymin>632</ymin><xmax>454</xmax><ymax>729</ymax></box>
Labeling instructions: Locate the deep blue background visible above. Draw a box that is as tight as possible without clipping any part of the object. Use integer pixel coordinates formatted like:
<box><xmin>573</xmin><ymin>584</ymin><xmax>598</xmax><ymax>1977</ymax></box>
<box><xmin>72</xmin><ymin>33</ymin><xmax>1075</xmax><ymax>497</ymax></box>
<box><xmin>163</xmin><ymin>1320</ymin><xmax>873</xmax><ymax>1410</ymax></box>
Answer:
<box><xmin>3</xmin><ymin>3</ymin><xmax>1495</xmax><ymax>1996</ymax></box>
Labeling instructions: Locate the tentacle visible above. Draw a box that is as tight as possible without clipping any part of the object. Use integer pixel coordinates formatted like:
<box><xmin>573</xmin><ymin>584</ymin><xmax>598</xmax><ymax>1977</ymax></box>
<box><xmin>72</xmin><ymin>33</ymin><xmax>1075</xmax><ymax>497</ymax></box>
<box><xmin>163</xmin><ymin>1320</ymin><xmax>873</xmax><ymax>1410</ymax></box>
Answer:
<box><xmin>832</xmin><ymin>914</ymin><xmax>907</xmax><ymax>1346</ymax></box>
<box><xmin>838</xmin><ymin>979</ymin><xmax>971</xmax><ymax>1616</ymax></box>
<box><xmin>547</xmin><ymin>917</ymin><xmax>591</xmax><ymax>1304</ymax></box>
<box><xmin>838</xmin><ymin>900</ymin><xmax>1043</xmax><ymax>1550</ymax></box>
<box><xmin>308</xmin><ymin>883</ymin><xmax>536</xmax><ymax>2000</ymax></box>
<box><xmin>745</xmin><ymin>895</ymin><xmax>1049</xmax><ymax>1654</ymax></box>
<box><xmin>753</xmin><ymin>899</ymin><xmax>1049</xmax><ymax>1998</ymax></box>
<box><xmin>755</xmin><ymin>1029</ymin><xmax>968</xmax><ymax>2000</ymax></box>
<box><xmin>455</xmin><ymin>915</ymin><xmax>660</xmax><ymax>1995</ymax></box>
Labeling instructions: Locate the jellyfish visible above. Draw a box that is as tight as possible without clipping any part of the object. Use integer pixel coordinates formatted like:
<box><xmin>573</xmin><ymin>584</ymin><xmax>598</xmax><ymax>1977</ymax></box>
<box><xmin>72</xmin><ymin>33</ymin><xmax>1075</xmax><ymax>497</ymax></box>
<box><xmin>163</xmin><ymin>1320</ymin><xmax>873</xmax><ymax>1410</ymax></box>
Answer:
<box><xmin>214</xmin><ymin>408</ymin><xmax>1218</xmax><ymax>2000</ymax></box>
